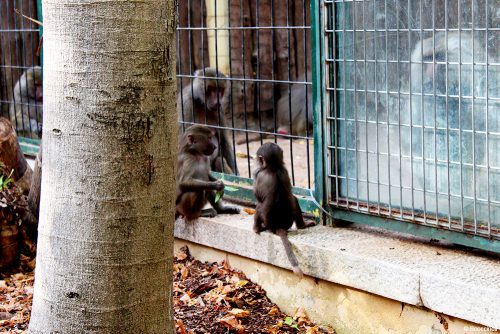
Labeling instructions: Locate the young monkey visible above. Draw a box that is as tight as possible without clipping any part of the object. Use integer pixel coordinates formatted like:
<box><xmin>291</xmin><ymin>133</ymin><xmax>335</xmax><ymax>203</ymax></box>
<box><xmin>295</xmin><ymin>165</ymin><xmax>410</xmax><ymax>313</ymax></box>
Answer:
<box><xmin>176</xmin><ymin>125</ymin><xmax>240</xmax><ymax>221</ymax></box>
<box><xmin>253</xmin><ymin>142</ymin><xmax>315</xmax><ymax>277</ymax></box>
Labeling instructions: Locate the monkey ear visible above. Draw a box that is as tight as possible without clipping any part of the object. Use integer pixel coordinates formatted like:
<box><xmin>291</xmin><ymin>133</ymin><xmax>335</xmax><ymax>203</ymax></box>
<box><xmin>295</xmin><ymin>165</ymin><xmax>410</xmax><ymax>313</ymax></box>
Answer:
<box><xmin>187</xmin><ymin>134</ymin><xmax>195</xmax><ymax>144</ymax></box>
<box><xmin>258</xmin><ymin>155</ymin><xmax>266</xmax><ymax>168</ymax></box>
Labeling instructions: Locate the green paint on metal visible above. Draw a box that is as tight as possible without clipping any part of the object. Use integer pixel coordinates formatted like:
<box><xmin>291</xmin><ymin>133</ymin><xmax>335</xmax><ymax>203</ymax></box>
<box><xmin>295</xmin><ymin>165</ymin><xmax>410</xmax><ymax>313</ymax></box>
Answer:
<box><xmin>36</xmin><ymin>0</ymin><xmax>43</xmax><ymax>65</ymax></box>
<box><xmin>332</xmin><ymin>210</ymin><xmax>500</xmax><ymax>254</ymax></box>
<box><xmin>212</xmin><ymin>172</ymin><xmax>321</xmax><ymax>218</ymax></box>
<box><xmin>311</xmin><ymin>0</ymin><xmax>326</xmax><ymax>223</ymax></box>
<box><xmin>18</xmin><ymin>137</ymin><xmax>40</xmax><ymax>157</ymax></box>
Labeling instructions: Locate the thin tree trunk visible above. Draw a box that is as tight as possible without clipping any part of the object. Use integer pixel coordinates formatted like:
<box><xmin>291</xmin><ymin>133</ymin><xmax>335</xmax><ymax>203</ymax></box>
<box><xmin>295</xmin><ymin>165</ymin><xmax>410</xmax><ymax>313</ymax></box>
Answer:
<box><xmin>29</xmin><ymin>1</ymin><xmax>177</xmax><ymax>333</ymax></box>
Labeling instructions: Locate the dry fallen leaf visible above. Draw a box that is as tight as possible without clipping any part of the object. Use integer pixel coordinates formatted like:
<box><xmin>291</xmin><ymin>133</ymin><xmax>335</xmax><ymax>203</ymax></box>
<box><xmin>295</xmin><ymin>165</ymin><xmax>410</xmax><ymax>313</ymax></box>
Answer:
<box><xmin>175</xmin><ymin>251</ymin><xmax>188</xmax><ymax>261</ymax></box>
<box><xmin>306</xmin><ymin>325</ymin><xmax>322</xmax><ymax>334</ymax></box>
<box><xmin>236</xmin><ymin>279</ymin><xmax>249</xmax><ymax>287</ymax></box>
<box><xmin>219</xmin><ymin>314</ymin><xmax>245</xmax><ymax>333</ymax></box>
<box><xmin>228</xmin><ymin>308</ymin><xmax>250</xmax><ymax>318</ymax></box>
<box><xmin>181</xmin><ymin>266</ymin><xmax>189</xmax><ymax>279</ymax></box>
<box><xmin>243</xmin><ymin>208</ymin><xmax>256</xmax><ymax>215</ymax></box>
<box><xmin>175</xmin><ymin>319</ymin><xmax>188</xmax><ymax>334</ymax></box>
<box><xmin>268</xmin><ymin>305</ymin><xmax>280</xmax><ymax>316</ymax></box>
<box><xmin>294</xmin><ymin>306</ymin><xmax>310</xmax><ymax>325</ymax></box>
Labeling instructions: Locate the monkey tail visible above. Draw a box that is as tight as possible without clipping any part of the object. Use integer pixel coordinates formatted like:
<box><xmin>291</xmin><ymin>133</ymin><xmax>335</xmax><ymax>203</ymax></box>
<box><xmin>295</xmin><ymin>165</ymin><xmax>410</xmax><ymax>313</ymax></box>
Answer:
<box><xmin>276</xmin><ymin>229</ymin><xmax>304</xmax><ymax>279</ymax></box>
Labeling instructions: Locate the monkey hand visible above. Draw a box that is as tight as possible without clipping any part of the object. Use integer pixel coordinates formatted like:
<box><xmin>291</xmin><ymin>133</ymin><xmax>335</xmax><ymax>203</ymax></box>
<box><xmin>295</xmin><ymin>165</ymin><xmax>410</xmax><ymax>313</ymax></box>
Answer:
<box><xmin>214</xmin><ymin>180</ymin><xmax>225</xmax><ymax>191</ymax></box>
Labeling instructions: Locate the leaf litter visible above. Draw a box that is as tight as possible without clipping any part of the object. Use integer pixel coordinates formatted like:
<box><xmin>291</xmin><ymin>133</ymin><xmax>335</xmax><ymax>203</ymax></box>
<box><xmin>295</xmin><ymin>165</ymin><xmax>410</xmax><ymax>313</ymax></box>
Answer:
<box><xmin>1</xmin><ymin>246</ymin><xmax>335</xmax><ymax>333</ymax></box>
<box><xmin>173</xmin><ymin>246</ymin><xmax>335</xmax><ymax>334</ymax></box>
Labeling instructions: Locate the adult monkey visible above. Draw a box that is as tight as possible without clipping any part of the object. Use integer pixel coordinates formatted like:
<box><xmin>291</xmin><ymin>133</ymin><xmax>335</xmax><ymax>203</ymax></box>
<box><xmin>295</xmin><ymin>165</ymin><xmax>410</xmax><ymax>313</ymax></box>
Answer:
<box><xmin>253</xmin><ymin>142</ymin><xmax>315</xmax><ymax>278</ymax></box>
<box><xmin>177</xmin><ymin>67</ymin><xmax>239</xmax><ymax>175</ymax></box>
<box><xmin>176</xmin><ymin>125</ymin><xmax>240</xmax><ymax>221</ymax></box>
<box><xmin>9</xmin><ymin>66</ymin><xmax>43</xmax><ymax>138</ymax></box>
<box><xmin>276</xmin><ymin>72</ymin><xmax>313</xmax><ymax>137</ymax></box>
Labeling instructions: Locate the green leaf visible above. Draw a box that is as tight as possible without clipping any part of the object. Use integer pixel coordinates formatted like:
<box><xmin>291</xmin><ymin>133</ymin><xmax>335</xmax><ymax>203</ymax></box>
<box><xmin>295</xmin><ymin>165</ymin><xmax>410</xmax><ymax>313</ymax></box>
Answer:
<box><xmin>291</xmin><ymin>324</ymin><xmax>299</xmax><ymax>330</ymax></box>
<box><xmin>214</xmin><ymin>191</ymin><xmax>223</xmax><ymax>203</ymax></box>
<box><xmin>224</xmin><ymin>186</ymin><xmax>238</xmax><ymax>192</ymax></box>
<box><xmin>284</xmin><ymin>317</ymin><xmax>294</xmax><ymax>326</ymax></box>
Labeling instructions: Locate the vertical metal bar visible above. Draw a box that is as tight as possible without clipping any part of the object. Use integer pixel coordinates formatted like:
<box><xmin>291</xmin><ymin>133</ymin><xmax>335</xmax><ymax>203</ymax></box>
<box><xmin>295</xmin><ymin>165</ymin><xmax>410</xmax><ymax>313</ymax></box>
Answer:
<box><xmin>303</xmin><ymin>0</ymin><xmax>312</xmax><ymax>189</ymax></box>
<box><xmin>201</xmin><ymin>0</ymin><xmax>208</xmax><ymax>125</ymax></box>
<box><xmin>485</xmin><ymin>0</ymin><xmax>491</xmax><ymax>236</ymax></box>
<box><xmin>188</xmin><ymin>0</ymin><xmax>196</xmax><ymax>125</ymax></box>
<box><xmin>445</xmin><ymin>0</ymin><xmax>452</xmax><ymax>228</ymax></box>
<box><xmin>286</xmin><ymin>0</ymin><xmax>296</xmax><ymax>185</ymax></box>
<box><xmin>432</xmin><ymin>0</ymin><xmax>439</xmax><ymax>225</ymax></box>
<box><xmin>408</xmin><ymin>0</ymin><xmax>415</xmax><ymax>219</ymax></box>
<box><xmin>397</xmin><ymin>0</ymin><xmax>404</xmax><ymax>219</ymax></box>
<box><xmin>363</xmin><ymin>1</ymin><xmax>370</xmax><ymax>210</ymax></box>
<box><xmin>331</xmin><ymin>1</ymin><xmax>339</xmax><ymax>208</ymax></box>
<box><xmin>311</xmin><ymin>0</ymin><xmax>326</xmax><ymax>213</ymax></box>
<box><xmin>471</xmin><ymin>0</ymin><xmax>477</xmax><ymax>233</ymax></box>
<box><xmin>240</xmin><ymin>0</ymin><xmax>251</xmax><ymax>177</ymax></box>
<box><xmin>214</xmin><ymin>0</ymin><xmax>225</xmax><ymax>172</ymax></box>
<box><xmin>271</xmin><ymin>0</ymin><xmax>278</xmax><ymax>143</ymax></box>
<box><xmin>353</xmin><ymin>0</ymin><xmax>360</xmax><ymax>212</ymax></box>
<box><xmin>177</xmin><ymin>1</ymin><xmax>186</xmax><ymax>132</ymax></box>
<box><xmin>374</xmin><ymin>0</ymin><xmax>381</xmax><ymax>215</ymax></box>
<box><xmin>419</xmin><ymin>0</ymin><xmax>427</xmax><ymax>224</ymax></box>
<box><xmin>256</xmin><ymin>0</ymin><xmax>264</xmax><ymax>145</ymax></box>
<box><xmin>227</xmin><ymin>0</ymin><xmax>238</xmax><ymax>173</ymax></box>
<box><xmin>37</xmin><ymin>0</ymin><xmax>43</xmax><ymax>65</ymax></box>
<box><xmin>458</xmin><ymin>0</ymin><xmax>465</xmax><ymax>231</ymax></box>
<box><xmin>385</xmin><ymin>0</ymin><xmax>392</xmax><ymax>216</ymax></box>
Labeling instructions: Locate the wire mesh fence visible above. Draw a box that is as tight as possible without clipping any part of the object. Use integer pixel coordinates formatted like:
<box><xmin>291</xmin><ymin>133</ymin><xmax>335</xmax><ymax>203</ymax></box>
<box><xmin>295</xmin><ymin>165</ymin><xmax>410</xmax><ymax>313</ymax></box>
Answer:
<box><xmin>324</xmin><ymin>0</ymin><xmax>500</xmax><ymax>239</ymax></box>
<box><xmin>177</xmin><ymin>0</ymin><xmax>314</xmax><ymax>189</ymax></box>
<box><xmin>0</xmin><ymin>0</ymin><xmax>42</xmax><ymax>139</ymax></box>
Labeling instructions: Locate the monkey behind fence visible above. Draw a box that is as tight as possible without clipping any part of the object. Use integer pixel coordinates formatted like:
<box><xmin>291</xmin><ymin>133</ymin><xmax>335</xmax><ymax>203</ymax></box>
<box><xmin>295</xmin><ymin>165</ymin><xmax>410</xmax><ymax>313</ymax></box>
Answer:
<box><xmin>9</xmin><ymin>66</ymin><xmax>43</xmax><ymax>139</ymax></box>
<box><xmin>177</xmin><ymin>67</ymin><xmax>238</xmax><ymax>175</ymax></box>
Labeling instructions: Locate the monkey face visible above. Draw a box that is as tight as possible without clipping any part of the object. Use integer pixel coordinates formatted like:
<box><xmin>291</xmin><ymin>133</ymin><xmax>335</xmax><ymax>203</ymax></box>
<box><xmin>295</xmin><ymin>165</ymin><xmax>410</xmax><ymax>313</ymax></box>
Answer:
<box><xmin>205</xmin><ymin>84</ymin><xmax>225</xmax><ymax>111</ymax></box>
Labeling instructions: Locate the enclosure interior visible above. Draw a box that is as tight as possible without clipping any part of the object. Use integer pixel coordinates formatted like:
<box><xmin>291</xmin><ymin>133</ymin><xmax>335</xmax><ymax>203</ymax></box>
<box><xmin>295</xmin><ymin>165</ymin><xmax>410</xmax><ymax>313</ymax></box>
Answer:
<box><xmin>177</xmin><ymin>0</ymin><xmax>314</xmax><ymax>190</ymax></box>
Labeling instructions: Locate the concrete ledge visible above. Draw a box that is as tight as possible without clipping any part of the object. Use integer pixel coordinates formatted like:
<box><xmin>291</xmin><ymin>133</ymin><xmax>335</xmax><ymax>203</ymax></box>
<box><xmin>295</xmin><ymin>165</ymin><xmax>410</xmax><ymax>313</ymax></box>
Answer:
<box><xmin>174</xmin><ymin>212</ymin><xmax>500</xmax><ymax>329</ymax></box>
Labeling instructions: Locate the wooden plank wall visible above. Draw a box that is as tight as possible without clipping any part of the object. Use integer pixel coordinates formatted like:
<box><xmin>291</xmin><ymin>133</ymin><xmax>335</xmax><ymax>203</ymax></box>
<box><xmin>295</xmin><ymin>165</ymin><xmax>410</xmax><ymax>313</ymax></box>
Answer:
<box><xmin>0</xmin><ymin>0</ymin><xmax>40</xmax><ymax>117</ymax></box>
<box><xmin>178</xmin><ymin>0</ymin><xmax>311</xmax><ymax>117</ymax></box>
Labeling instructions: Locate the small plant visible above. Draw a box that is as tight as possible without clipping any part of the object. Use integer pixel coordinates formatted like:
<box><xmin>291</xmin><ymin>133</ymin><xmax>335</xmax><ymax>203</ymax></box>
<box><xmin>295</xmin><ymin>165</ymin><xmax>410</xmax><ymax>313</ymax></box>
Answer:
<box><xmin>284</xmin><ymin>316</ymin><xmax>300</xmax><ymax>330</ymax></box>
<box><xmin>0</xmin><ymin>169</ymin><xmax>14</xmax><ymax>191</ymax></box>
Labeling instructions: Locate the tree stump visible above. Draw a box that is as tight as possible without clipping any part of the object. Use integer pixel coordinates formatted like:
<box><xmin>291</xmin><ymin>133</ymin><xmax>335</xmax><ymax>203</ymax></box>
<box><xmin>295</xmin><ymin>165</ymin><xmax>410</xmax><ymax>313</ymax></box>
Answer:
<box><xmin>0</xmin><ymin>117</ymin><xmax>33</xmax><ymax>194</ymax></box>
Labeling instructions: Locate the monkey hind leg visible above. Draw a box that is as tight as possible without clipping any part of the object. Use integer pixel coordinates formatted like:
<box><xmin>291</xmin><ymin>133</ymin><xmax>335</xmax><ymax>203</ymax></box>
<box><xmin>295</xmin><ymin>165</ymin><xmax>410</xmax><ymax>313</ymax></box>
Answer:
<box><xmin>276</xmin><ymin>229</ymin><xmax>304</xmax><ymax>279</ymax></box>
<box><xmin>201</xmin><ymin>208</ymin><xmax>218</xmax><ymax>218</ymax></box>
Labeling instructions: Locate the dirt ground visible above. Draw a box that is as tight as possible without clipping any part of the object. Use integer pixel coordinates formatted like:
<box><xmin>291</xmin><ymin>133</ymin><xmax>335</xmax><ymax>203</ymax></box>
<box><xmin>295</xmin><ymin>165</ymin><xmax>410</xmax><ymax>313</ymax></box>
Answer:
<box><xmin>0</xmin><ymin>247</ymin><xmax>335</xmax><ymax>334</ymax></box>
<box><xmin>233</xmin><ymin>135</ymin><xmax>315</xmax><ymax>189</ymax></box>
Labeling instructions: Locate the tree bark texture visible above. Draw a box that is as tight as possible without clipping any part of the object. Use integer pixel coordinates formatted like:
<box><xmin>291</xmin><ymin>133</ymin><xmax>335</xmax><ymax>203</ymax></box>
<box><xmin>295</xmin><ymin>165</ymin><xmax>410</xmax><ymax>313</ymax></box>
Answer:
<box><xmin>29</xmin><ymin>1</ymin><xmax>177</xmax><ymax>333</ymax></box>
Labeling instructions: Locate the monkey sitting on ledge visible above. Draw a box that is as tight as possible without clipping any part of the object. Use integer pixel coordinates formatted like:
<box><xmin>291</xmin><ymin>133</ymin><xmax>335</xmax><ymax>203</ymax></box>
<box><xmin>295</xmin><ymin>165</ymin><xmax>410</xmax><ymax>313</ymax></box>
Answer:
<box><xmin>252</xmin><ymin>142</ymin><xmax>315</xmax><ymax>278</ymax></box>
<box><xmin>176</xmin><ymin>125</ymin><xmax>240</xmax><ymax>221</ymax></box>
